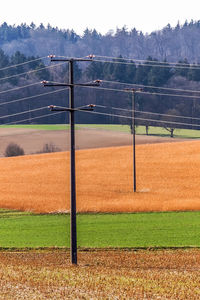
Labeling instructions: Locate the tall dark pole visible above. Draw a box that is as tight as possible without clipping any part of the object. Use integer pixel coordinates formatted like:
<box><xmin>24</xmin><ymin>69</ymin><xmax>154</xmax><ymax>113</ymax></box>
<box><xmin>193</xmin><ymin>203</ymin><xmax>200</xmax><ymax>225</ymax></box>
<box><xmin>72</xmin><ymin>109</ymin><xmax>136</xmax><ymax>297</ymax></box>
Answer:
<box><xmin>69</xmin><ymin>59</ymin><xmax>77</xmax><ymax>264</ymax></box>
<box><xmin>43</xmin><ymin>55</ymin><xmax>99</xmax><ymax>265</ymax></box>
<box><xmin>132</xmin><ymin>91</ymin><xmax>136</xmax><ymax>192</ymax></box>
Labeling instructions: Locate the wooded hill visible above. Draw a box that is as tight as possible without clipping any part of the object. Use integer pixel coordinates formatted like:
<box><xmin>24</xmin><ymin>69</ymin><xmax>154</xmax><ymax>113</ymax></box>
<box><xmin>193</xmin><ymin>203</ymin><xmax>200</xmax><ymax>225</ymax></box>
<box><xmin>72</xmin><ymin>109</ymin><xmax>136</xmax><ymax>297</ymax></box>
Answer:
<box><xmin>1</xmin><ymin>20</ymin><xmax>200</xmax><ymax>62</ymax></box>
<box><xmin>0</xmin><ymin>21</ymin><xmax>200</xmax><ymax>130</ymax></box>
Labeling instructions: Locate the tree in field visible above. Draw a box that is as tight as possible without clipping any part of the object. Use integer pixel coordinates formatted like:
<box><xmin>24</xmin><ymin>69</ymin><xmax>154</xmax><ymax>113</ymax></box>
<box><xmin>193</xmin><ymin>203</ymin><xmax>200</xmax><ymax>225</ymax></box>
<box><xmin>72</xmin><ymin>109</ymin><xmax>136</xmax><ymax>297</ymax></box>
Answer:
<box><xmin>159</xmin><ymin>108</ymin><xmax>181</xmax><ymax>138</ymax></box>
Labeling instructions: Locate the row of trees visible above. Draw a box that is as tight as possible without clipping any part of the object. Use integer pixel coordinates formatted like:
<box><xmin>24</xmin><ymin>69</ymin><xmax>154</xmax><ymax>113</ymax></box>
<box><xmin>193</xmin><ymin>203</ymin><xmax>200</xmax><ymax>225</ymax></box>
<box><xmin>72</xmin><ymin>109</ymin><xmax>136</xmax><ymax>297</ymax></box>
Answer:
<box><xmin>86</xmin><ymin>56</ymin><xmax>200</xmax><ymax>85</ymax></box>
<box><xmin>0</xmin><ymin>49</ymin><xmax>50</xmax><ymax>84</ymax></box>
<box><xmin>0</xmin><ymin>49</ymin><xmax>200</xmax><ymax>135</ymax></box>
<box><xmin>2</xmin><ymin>21</ymin><xmax>200</xmax><ymax>63</ymax></box>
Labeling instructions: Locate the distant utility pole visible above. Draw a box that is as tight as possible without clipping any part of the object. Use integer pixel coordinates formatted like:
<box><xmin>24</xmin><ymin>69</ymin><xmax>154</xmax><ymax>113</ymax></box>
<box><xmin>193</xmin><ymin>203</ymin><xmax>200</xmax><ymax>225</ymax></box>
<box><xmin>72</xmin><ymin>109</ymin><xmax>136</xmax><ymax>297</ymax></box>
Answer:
<box><xmin>126</xmin><ymin>88</ymin><xmax>142</xmax><ymax>192</ymax></box>
<box><xmin>42</xmin><ymin>55</ymin><xmax>100</xmax><ymax>265</ymax></box>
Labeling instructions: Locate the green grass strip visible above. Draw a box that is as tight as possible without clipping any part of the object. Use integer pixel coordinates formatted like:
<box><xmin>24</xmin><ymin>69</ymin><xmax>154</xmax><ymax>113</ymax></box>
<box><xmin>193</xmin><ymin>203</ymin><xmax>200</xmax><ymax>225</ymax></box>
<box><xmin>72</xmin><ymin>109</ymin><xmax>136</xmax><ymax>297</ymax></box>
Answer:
<box><xmin>0</xmin><ymin>211</ymin><xmax>200</xmax><ymax>248</ymax></box>
<box><xmin>0</xmin><ymin>124</ymin><xmax>69</xmax><ymax>130</ymax></box>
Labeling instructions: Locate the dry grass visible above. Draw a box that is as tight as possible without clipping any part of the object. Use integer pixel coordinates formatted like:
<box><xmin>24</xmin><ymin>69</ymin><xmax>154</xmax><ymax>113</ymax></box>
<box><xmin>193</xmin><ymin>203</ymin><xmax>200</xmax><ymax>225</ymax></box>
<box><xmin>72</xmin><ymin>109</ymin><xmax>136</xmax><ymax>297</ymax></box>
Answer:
<box><xmin>0</xmin><ymin>140</ymin><xmax>200</xmax><ymax>213</ymax></box>
<box><xmin>0</xmin><ymin>249</ymin><xmax>200</xmax><ymax>299</ymax></box>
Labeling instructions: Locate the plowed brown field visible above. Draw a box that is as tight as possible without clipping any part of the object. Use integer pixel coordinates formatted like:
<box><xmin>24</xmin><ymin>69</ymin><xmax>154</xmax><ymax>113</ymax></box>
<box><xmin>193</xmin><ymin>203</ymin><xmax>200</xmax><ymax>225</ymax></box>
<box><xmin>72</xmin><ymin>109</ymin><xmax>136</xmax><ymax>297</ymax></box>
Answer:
<box><xmin>0</xmin><ymin>140</ymin><xmax>200</xmax><ymax>213</ymax></box>
<box><xmin>1</xmin><ymin>249</ymin><xmax>200</xmax><ymax>299</ymax></box>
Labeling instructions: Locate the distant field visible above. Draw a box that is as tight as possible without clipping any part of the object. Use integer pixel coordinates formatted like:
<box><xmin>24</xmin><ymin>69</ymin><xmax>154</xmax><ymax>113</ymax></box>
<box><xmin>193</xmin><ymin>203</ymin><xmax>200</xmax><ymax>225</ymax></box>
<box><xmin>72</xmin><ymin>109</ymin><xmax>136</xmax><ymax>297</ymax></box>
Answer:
<box><xmin>0</xmin><ymin>124</ymin><xmax>69</xmax><ymax>130</ymax></box>
<box><xmin>1</xmin><ymin>124</ymin><xmax>200</xmax><ymax>138</ymax></box>
<box><xmin>81</xmin><ymin>124</ymin><xmax>200</xmax><ymax>138</ymax></box>
<box><xmin>1</xmin><ymin>210</ymin><xmax>200</xmax><ymax>248</ymax></box>
<box><xmin>0</xmin><ymin>141</ymin><xmax>200</xmax><ymax>213</ymax></box>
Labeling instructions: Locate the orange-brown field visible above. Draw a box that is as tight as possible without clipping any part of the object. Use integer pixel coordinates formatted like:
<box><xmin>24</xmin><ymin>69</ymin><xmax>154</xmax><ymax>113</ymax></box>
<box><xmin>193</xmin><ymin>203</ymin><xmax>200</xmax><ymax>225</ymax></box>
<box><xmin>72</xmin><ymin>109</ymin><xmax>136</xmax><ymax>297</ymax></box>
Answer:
<box><xmin>0</xmin><ymin>140</ymin><xmax>199</xmax><ymax>213</ymax></box>
<box><xmin>1</xmin><ymin>249</ymin><xmax>200</xmax><ymax>299</ymax></box>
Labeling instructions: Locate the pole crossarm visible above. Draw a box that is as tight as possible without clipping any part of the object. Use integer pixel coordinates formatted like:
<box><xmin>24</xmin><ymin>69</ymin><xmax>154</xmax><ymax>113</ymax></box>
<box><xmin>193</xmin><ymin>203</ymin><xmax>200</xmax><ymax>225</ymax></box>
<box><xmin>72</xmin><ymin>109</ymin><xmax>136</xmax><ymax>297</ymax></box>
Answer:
<box><xmin>48</xmin><ymin>54</ymin><xmax>96</xmax><ymax>62</ymax></box>
<box><xmin>48</xmin><ymin>104</ymin><xmax>95</xmax><ymax>112</ymax></box>
<box><xmin>125</xmin><ymin>88</ymin><xmax>143</xmax><ymax>93</ymax></box>
<box><xmin>51</xmin><ymin>58</ymin><xmax>94</xmax><ymax>62</ymax></box>
<box><xmin>41</xmin><ymin>80</ymin><xmax>101</xmax><ymax>87</ymax></box>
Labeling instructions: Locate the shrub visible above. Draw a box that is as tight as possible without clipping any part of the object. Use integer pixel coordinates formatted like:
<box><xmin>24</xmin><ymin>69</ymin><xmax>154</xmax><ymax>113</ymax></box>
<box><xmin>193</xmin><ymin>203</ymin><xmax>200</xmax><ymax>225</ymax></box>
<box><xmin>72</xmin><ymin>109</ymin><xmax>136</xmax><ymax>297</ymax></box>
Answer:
<box><xmin>36</xmin><ymin>142</ymin><xmax>61</xmax><ymax>154</ymax></box>
<box><xmin>4</xmin><ymin>143</ymin><xmax>25</xmax><ymax>157</ymax></box>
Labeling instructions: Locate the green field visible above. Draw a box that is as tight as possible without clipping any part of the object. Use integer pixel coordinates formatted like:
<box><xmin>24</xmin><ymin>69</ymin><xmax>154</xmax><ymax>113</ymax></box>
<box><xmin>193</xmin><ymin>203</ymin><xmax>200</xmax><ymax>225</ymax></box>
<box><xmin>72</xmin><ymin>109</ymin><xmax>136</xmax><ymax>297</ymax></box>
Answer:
<box><xmin>0</xmin><ymin>124</ymin><xmax>70</xmax><ymax>130</ymax></box>
<box><xmin>1</xmin><ymin>210</ymin><xmax>200</xmax><ymax>249</ymax></box>
<box><xmin>1</xmin><ymin>124</ymin><xmax>200</xmax><ymax>138</ymax></box>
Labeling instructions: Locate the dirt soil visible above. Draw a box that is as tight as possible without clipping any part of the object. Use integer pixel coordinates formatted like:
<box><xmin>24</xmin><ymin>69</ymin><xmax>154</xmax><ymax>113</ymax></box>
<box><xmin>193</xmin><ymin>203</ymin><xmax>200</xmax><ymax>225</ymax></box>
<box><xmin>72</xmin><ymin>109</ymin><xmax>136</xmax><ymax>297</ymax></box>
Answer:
<box><xmin>0</xmin><ymin>249</ymin><xmax>200</xmax><ymax>299</ymax></box>
<box><xmin>0</xmin><ymin>127</ymin><xmax>188</xmax><ymax>156</ymax></box>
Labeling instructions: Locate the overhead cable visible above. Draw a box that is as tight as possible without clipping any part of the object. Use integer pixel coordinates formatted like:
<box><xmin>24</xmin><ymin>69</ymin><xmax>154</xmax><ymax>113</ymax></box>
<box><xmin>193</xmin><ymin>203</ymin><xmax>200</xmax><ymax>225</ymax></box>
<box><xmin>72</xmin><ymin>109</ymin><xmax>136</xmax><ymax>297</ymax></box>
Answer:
<box><xmin>93</xmin><ymin>55</ymin><xmax>200</xmax><ymax>69</ymax></box>
<box><xmin>0</xmin><ymin>56</ymin><xmax>48</xmax><ymax>72</ymax></box>
<box><xmin>78</xmin><ymin>84</ymin><xmax>200</xmax><ymax>100</ymax></box>
<box><xmin>0</xmin><ymin>88</ymin><xmax>68</xmax><ymax>107</ymax></box>
<box><xmin>80</xmin><ymin>109</ymin><xmax>200</xmax><ymax>128</ymax></box>
<box><xmin>0</xmin><ymin>62</ymin><xmax>66</xmax><ymax>82</ymax></box>
<box><xmin>0</xmin><ymin>82</ymin><xmax>41</xmax><ymax>95</ymax></box>
<box><xmin>3</xmin><ymin>110</ymin><xmax>65</xmax><ymax>126</ymax></box>
<box><xmin>0</xmin><ymin>106</ymin><xmax>47</xmax><ymax>120</ymax></box>
<box><xmin>102</xmin><ymin>80</ymin><xmax>200</xmax><ymax>94</ymax></box>
<box><xmin>95</xmin><ymin>105</ymin><xmax>200</xmax><ymax>121</ymax></box>
<box><xmin>91</xmin><ymin>58</ymin><xmax>200</xmax><ymax>71</ymax></box>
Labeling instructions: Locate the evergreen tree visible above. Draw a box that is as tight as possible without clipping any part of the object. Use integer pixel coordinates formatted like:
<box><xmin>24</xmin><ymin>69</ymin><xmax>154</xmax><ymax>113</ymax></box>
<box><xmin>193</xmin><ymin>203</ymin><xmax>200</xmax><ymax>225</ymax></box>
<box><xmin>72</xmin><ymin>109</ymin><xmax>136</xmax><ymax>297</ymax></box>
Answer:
<box><xmin>85</xmin><ymin>61</ymin><xmax>104</xmax><ymax>80</ymax></box>
<box><xmin>175</xmin><ymin>58</ymin><xmax>190</xmax><ymax>77</ymax></box>
<box><xmin>111</xmin><ymin>55</ymin><xmax>127</xmax><ymax>82</ymax></box>
<box><xmin>147</xmin><ymin>59</ymin><xmax>172</xmax><ymax>86</ymax></box>
<box><xmin>187</xmin><ymin>64</ymin><xmax>200</xmax><ymax>81</ymax></box>
<box><xmin>125</xmin><ymin>60</ymin><xmax>137</xmax><ymax>83</ymax></box>
<box><xmin>0</xmin><ymin>49</ymin><xmax>9</xmax><ymax>79</ymax></box>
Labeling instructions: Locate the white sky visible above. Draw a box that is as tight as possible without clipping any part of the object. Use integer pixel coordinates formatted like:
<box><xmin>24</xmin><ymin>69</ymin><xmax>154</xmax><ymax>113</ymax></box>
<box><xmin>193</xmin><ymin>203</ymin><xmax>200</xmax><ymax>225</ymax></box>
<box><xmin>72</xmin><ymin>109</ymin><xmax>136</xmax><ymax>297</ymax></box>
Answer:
<box><xmin>1</xmin><ymin>0</ymin><xmax>200</xmax><ymax>35</ymax></box>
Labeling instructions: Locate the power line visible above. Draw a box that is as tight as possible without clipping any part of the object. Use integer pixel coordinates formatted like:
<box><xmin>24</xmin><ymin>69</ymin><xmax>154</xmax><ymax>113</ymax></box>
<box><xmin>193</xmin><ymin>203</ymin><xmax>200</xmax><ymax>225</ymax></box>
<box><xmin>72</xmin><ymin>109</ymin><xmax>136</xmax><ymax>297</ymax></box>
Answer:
<box><xmin>3</xmin><ymin>110</ymin><xmax>65</xmax><ymax>126</ymax></box>
<box><xmin>80</xmin><ymin>109</ymin><xmax>200</xmax><ymax>129</ymax></box>
<box><xmin>140</xmin><ymin>90</ymin><xmax>200</xmax><ymax>100</ymax></box>
<box><xmin>4</xmin><ymin>107</ymin><xmax>199</xmax><ymax>131</ymax></box>
<box><xmin>61</xmin><ymin>54</ymin><xmax>191</xmax><ymax>70</ymax></box>
<box><xmin>102</xmin><ymin>80</ymin><xmax>200</xmax><ymax>94</ymax></box>
<box><xmin>92</xmin><ymin>58</ymin><xmax>200</xmax><ymax>71</ymax></box>
<box><xmin>0</xmin><ymin>61</ymin><xmax>66</xmax><ymax>82</ymax></box>
<box><xmin>78</xmin><ymin>84</ymin><xmax>200</xmax><ymax>101</ymax></box>
<box><xmin>0</xmin><ymin>56</ymin><xmax>48</xmax><ymax>73</ymax></box>
<box><xmin>92</xmin><ymin>55</ymin><xmax>184</xmax><ymax>66</ymax></box>
<box><xmin>0</xmin><ymin>106</ymin><xmax>47</xmax><ymax>121</ymax></box>
<box><xmin>0</xmin><ymin>88</ymin><xmax>68</xmax><ymax>107</ymax></box>
<box><xmin>3</xmin><ymin>102</ymin><xmax>199</xmax><ymax>129</ymax></box>
<box><xmin>78</xmin><ymin>84</ymin><xmax>130</xmax><ymax>93</ymax></box>
<box><xmin>95</xmin><ymin>105</ymin><xmax>200</xmax><ymax>122</ymax></box>
<box><xmin>0</xmin><ymin>82</ymin><xmax>41</xmax><ymax>95</ymax></box>
<box><xmin>94</xmin><ymin>54</ymin><xmax>200</xmax><ymax>69</ymax></box>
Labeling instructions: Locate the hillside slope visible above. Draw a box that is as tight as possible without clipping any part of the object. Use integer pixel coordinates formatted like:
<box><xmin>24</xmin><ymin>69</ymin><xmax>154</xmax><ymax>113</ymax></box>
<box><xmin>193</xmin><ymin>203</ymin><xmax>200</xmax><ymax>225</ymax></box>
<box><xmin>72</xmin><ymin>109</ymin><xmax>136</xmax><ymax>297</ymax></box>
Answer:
<box><xmin>0</xmin><ymin>140</ymin><xmax>199</xmax><ymax>213</ymax></box>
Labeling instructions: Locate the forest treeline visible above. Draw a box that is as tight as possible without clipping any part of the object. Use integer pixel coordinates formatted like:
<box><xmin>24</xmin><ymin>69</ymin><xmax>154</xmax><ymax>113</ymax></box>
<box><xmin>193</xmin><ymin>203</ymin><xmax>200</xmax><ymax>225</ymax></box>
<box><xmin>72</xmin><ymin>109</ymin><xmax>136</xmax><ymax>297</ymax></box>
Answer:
<box><xmin>0</xmin><ymin>48</ymin><xmax>200</xmax><ymax>132</ymax></box>
<box><xmin>1</xmin><ymin>20</ymin><xmax>200</xmax><ymax>62</ymax></box>
<box><xmin>1</xmin><ymin>19</ymin><xmax>200</xmax><ymax>131</ymax></box>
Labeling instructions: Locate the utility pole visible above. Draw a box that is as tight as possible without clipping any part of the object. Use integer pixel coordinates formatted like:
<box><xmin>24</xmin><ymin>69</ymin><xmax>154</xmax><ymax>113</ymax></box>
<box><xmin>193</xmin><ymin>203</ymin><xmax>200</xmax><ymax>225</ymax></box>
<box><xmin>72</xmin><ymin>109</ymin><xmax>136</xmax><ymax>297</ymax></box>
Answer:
<box><xmin>126</xmin><ymin>88</ymin><xmax>142</xmax><ymax>192</ymax></box>
<box><xmin>131</xmin><ymin>89</ymin><xmax>136</xmax><ymax>192</ymax></box>
<box><xmin>69</xmin><ymin>59</ymin><xmax>77</xmax><ymax>264</ymax></box>
<box><xmin>42</xmin><ymin>55</ymin><xmax>99</xmax><ymax>264</ymax></box>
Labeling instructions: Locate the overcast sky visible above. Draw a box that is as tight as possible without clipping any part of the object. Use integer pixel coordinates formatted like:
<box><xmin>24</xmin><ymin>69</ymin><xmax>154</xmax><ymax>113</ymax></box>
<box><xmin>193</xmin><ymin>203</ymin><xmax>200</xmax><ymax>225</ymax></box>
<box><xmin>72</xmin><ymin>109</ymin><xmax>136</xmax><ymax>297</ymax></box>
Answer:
<box><xmin>1</xmin><ymin>0</ymin><xmax>200</xmax><ymax>34</ymax></box>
